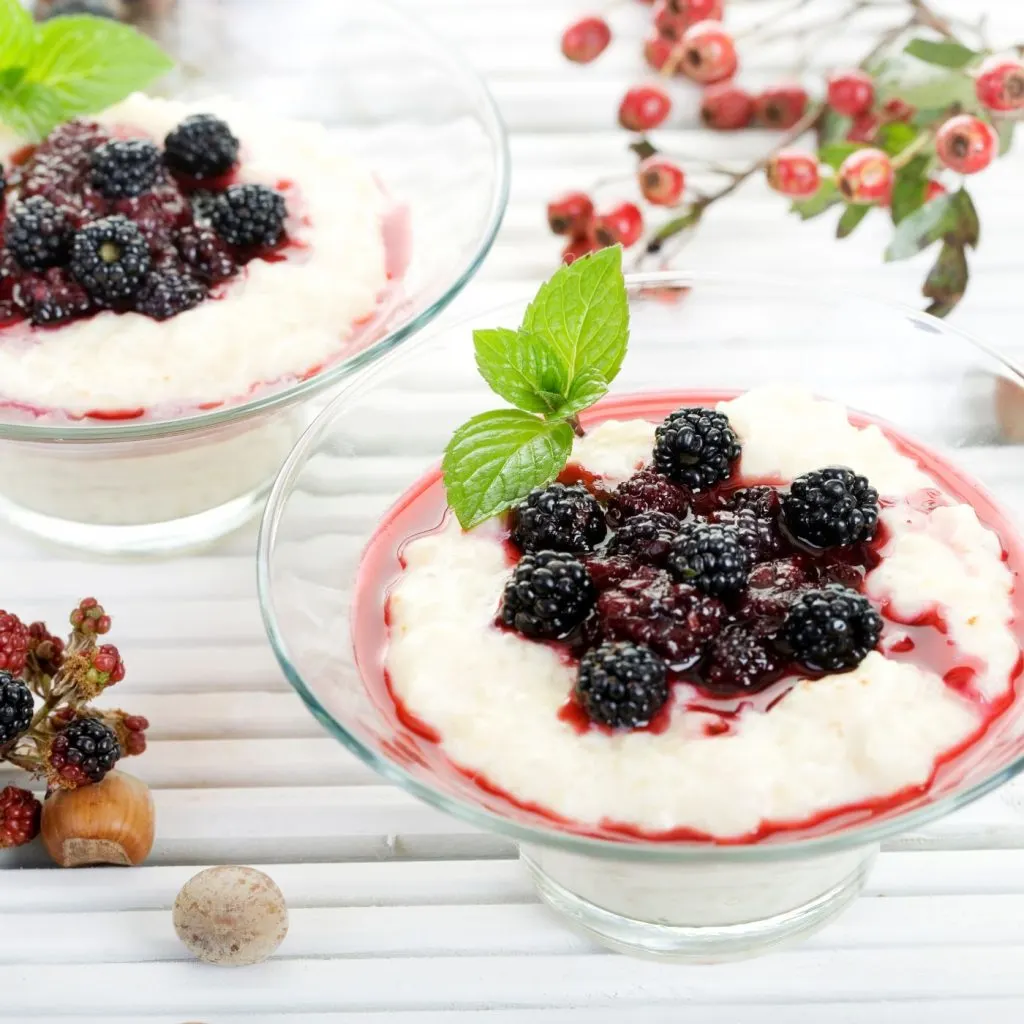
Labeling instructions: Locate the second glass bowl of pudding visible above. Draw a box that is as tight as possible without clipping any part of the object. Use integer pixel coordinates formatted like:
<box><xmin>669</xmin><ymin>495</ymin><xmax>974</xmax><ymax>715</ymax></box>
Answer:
<box><xmin>258</xmin><ymin>272</ymin><xmax>1024</xmax><ymax>962</ymax></box>
<box><xmin>0</xmin><ymin>1</ymin><xmax>508</xmax><ymax>555</ymax></box>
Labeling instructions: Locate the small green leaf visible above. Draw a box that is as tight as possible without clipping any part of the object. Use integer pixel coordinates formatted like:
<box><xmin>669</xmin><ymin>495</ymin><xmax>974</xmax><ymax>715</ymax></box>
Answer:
<box><xmin>877</xmin><ymin>121</ymin><xmax>919</xmax><ymax>156</ymax></box>
<box><xmin>790</xmin><ymin>177</ymin><xmax>840</xmax><ymax>220</ymax></box>
<box><xmin>0</xmin><ymin>0</ymin><xmax>37</xmax><ymax>70</ymax></box>
<box><xmin>473</xmin><ymin>328</ymin><xmax>567</xmax><ymax>415</ymax></box>
<box><xmin>818</xmin><ymin>142</ymin><xmax>862</xmax><ymax>171</ymax></box>
<box><xmin>0</xmin><ymin>78</ymin><xmax>63</xmax><ymax>139</ymax></box>
<box><xmin>904</xmin><ymin>38</ymin><xmax>980</xmax><ymax>70</ymax></box>
<box><xmin>875</xmin><ymin>53</ymin><xmax>976</xmax><ymax>112</ymax></box>
<box><xmin>817</xmin><ymin>109</ymin><xmax>851</xmax><ymax>146</ymax></box>
<box><xmin>996</xmin><ymin>119</ymin><xmax>1015</xmax><ymax>156</ymax></box>
<box><xmin>520</xmin><ymin>245</ymin><xmax>629</xmax><ymax>386</ymax></box>
<box><xmin>441</xmin><ymin>410</ymin><xmax>574</xmax><ymax>530</ymax></box>
<box><xmin>949</xmin><ymin>187</ymin><xmax>979</xmax><ymax>248</ymax></box>
<box><xmin>24</xmin><ymin>16</ymin><xmax>173</xmax><ymax>126</ymax></box>
<box><xmin>890</xmin><ymin>174</ymin><xmax>928</xmax><ymax>226</ymax></box>
<box><xmin>837</xmin><ymin>204</ymin><xmax>871</xmax><ymax>239</ymax></box>
<box><xmin>922</xmin><ymin>241</ymin><xmax>968</xmax><ymax>317</ymax></box>
<box><xmin>549</xmin><ymin>369</ymin><xmax>609</xmax><ymax>420</ymax></box>
<box><xmin>629</xmin><ymin>138</ymin><xmax>658</xmax><ymax>161</ymax></box>
<box><xmin>884</xmin><ymin>191</ymin><xmax>957</xmax><ymax>261</ymax></box>
<box><xmin>648</xmin><ymin>207</ymin><xmax>701</xmax><ymax>249</ymax></box>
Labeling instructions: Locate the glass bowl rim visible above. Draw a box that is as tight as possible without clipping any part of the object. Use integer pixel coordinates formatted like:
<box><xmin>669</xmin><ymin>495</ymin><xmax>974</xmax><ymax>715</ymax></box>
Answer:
<box><xmin>0</xmin><ymin>2</ymin><xmax>511</xmax><ymax>444</ymax></box>
<box><xmin>257</xmin><ymin>269</ymin><xmax>1024</xmax><ymax>863</ymax></box>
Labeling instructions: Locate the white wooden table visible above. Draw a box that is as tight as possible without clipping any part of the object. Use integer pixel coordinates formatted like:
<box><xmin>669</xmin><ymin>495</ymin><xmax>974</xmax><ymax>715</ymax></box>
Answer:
<box><xmin>4</xmin><ymin>0</ymin><xmax>1024</xmax><ymax>1018</ymax></box>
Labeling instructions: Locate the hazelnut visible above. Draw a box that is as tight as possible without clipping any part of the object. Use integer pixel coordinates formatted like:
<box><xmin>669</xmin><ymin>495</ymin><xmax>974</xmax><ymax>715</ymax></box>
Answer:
<box><xmin>173</xmin><ymin>865</ymin><xmax>288</xmax><ymax>967</ymax></box>
<box><xmin>41</xmin><ymin>770</ymin><xmax>154</xmax><ymax>868</ymax></box>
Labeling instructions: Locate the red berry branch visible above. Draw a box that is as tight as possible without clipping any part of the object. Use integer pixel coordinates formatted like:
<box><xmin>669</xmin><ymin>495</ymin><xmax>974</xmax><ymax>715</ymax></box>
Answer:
<box><xmin>0</xmin><ymin>598</ymin><xmax>149</xmax><ymax>853</ymax></box>
<box><xmin>554</xmin><ymin>0</ymin><xmax>1024</xmax><ymax>315</ymax></box>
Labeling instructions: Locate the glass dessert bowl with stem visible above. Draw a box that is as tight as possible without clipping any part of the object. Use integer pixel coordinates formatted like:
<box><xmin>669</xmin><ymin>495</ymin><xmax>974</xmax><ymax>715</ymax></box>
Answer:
<box><xmin>0</xmin><ymin>1</ymin><xmax>508</xmax><ymax>555</ymax></box>
<box><xmin>258</xmin><ymin>264</ymin><xmax>1024</xmax><ymax>962</ymax></box>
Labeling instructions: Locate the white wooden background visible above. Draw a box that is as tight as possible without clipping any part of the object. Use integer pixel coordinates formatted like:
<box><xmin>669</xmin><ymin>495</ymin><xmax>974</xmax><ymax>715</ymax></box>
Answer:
<box><xmin>4</xmin><ymin>0</ymin><xmax>1024</xmax><ymax>1018</ymax></box>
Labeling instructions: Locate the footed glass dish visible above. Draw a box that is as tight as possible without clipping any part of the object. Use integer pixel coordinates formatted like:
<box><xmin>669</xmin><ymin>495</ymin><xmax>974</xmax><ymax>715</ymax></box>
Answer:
<box><xmin>258</xmin><ymin>272</ymin><xmax>1024</xmax><ymax>962</ymax></box>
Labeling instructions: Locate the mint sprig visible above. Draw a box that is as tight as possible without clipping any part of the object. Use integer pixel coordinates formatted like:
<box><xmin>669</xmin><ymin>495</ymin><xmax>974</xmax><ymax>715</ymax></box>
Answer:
<box><xmin>443</xmin><ymin>246</ymin><xmax>629</xmax><ymax>530</ymax></box>
<box><xmin>0</xmin><ymin>2</ymin><xmax>173</xmax><ymax>140</ymax></box>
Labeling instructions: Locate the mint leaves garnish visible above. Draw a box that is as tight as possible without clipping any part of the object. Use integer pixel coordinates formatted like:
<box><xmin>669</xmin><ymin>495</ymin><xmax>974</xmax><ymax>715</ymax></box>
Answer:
<box><xmin>0</xmin><ymin>0</ymin><xmax>173</xmax><ymax>140</ymax></box>
<box><xmin>443</xmin><ymin>246</ymin><xmax>629</xmax><ymax>530</ymax></box>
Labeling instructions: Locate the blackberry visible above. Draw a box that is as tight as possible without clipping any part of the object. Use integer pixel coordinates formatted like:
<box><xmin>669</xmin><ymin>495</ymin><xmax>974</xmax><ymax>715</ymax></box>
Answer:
<box><xmin>4</xmin><ymin>196</ymin><xmax>71</xmax><ymax>270</ymax></box>
<box><xmin>0</xmin><ymin>786</ymin><xmax>41</xmax><ymax>850</ymax></box>
<box><xmin>653</xmin><ymin>407</ymin><xmax>741</xmax><ymax>491</ymax></box>
<box><xmin>707</xmin><ymin>507</ymin><xmax>784</xmax><ymax>563</ymax></box>
<box><xmin>0</xmin><ymin>611</ymin><xmax>29</xmax><ymax>676</ymax></box>
<box><xmin>607</xmin><ymin>511</ymin><xmax>681</xmax><ymax>566</ymax></box>
<box><xmin>211</xmin><ymin>183</ymin><xmax>287</xmax><ymax>248</ymax></box>
<box><xmin>576</xmin><ymin>641</ymin><xmax>669</xmax><ymax>729</ymax></box>
<box><xmin>90</xmin><ymin>140</ymin><xmax>162</xmax><ymax>199</ymax></box>
<box><xmin>70</xmin><ymin>216</ymin><xmax>151</xmax><ymax>302</ymax></box>
<box><xmin>164</xmin><ymin>114</ymin><xmax>240</xmax><ymax>181</ymax></box>
<box><xmin>780</xmin><ymin>585</ymin><xmax>883</xmax><ymax>673</ymax></box>
<box><xmin>0</xmin><ymin>673</ymin><xmax>32</xmax><ymax>744</ymax></box>
<box><xmin>582</xmin><ymin>553</ymin><xmax>646</xmax><ymax>592</ymax></box>
<box><xmin>511</xmin><ymin>483</ymin><xmax>606</xmax><ymax>554</ymax></box>
<box><xmin>598</xmin><ymin>570</ymin><xmax>725</xmax><ymax>668</ymax></box>
<box><xmin>607</xmin><ymin>468</ymin><xmax>690</xmax><ymax>525</ymax></box>
<box><xmin>49</xmin><ymin>717</ymin><xmax>121</xmax><ymax>787</ymax></box>
<box><xmin>725</xmin><ymin>485</ymin><xmax>781</xmax><ymax>520</ymax></box>
<box><xmin>13</xmin><ymin>267</ymin><xmax>91</xmax><ymax>325</ymax></box>
<box><xmin>176</xmin><ymin>225</ymin><xmax>237</xmax><ymax>284</ymax></box>
<box><xmin>189</xmin><ymin>190</ymin><xmax>218</xmax><ymax>224</ymax></box>
<box><xmin>134</xmin><ymin>269</ymin><xmax>206</xmax><ymax>320</ymax></box>
<box><xmin>668</xmin><ymin>523</ymin><xmax>751</xmax><ymax>597</ymax></box>
<box><xmin>740</xmin><ymin>556</ymin><xmax>815</xmax><ymax>623</ymax></box>
<box><xmin>500</xmin><ymin>551</ymin><xmax>595</xmax><ymax>640</ymax></box>
<box><xmin>782</xmin><ymin>466</ymin><xmax>879</xmax><ymax>549</ymax></box>
<box><xmin>704</xmin><ymin>626</ymin><xmax>782</xmax><ymax>696</ymax></box>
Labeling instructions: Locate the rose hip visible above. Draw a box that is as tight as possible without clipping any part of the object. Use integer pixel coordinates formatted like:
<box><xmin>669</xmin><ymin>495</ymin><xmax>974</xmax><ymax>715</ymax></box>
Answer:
<box><xmin>618</xmin><ymin>85</ymin><xmax>672</xmax><ymax>131</ymax></box>
<box><xmin>881</xmin><ymin>97</ymin><xmax>915</xmax><ymax>122</ymax></box>
<box><xmin>975</xmin><ymin>57</ymin><xmax>1024</xmax><ymax>112</ymax></box>
<box><xmin>701</xmin><ymin>82</ymin><xmax>755</xmax><ymax>130</ymax></box>
<box><xmin>837</xmin><ymin>148</ymin><xmax>894</xmax><ymax>204</ymax></box>
<box><xmin>936</xmin><ymin>114</ymin><xmax>998</xmax><ymax>174</ymax></box>
<box><xmin>638</xmin><ymin>157</ymin><xmax>685</xmax><ymax>205</ymax></box>
<box><xmin>846</xmin><ymin>113</ymin><xmax>880</xmax><ymax>143</ymax></box>
<box><xmin>563</xmin><ymin>235</ymin><xmax>598</xmax><ymax>265</ymax></box>
<box><xmin>561</xmin><ymin>16</ymin><xmax>612</xmax><ymax>64</ymax></box>
<box><xmin>679</xmin><ymin>21</ymin><xmax>738</xmax><ymax>85</ymax></box>
<box><xmin>643</xmin><ymin>36</ymin><xmax>676</xmax><ymax>72</ymax></box>
<box><xmin>652</xmin><ymin>0</ymin><xmax>688</xmax><ymax>40</ymax></box>
<box><xmin>547</xmin><ymin>191</ymin><xmax>595</xmax><ymax>236</ymax></box>
<box><xmin>826</xmin><ymin>69</ymin><xmax>875</xmax><ymax>117</ymax></box>
<box><xmin>924</xmin><ymin>180</ymin><xmax>947</xmax><ymax>202</ymax></box>
<box><xmin>765</xmin><ymin>150</ymin><xmax>820</xmax><ymax>198</ymax></box>
<box><xmin>593</xmin><ymin>202</ymin><xmax>645</xmax><ymax>247</ymax></box>
<box><xmin>668</xmin><ymin>0</ymin><xmax>724</xmax><ymax>21</ymax></box>
<box><xmin>754</xmin><ymin>85</ymin><xmax>809</xmax><ymax>129</ymax></box>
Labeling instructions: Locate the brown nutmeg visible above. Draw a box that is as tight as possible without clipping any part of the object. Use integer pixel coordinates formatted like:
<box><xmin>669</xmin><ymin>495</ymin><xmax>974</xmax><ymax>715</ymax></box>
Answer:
<box><xmin>41</xmin><ymin>770</ymin><xmax>154</xmax><ymax>868</ymax></box>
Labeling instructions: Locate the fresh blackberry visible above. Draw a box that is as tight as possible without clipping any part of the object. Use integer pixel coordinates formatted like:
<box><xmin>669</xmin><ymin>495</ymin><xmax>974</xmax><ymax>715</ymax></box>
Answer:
<box><xmin>164</xmin><ymin>114</ymin><xmax>240</xmax><ymax>180</ymax></box>
<box><xmin>607</xmin><ymin>511</ymin><xmax>681</xmax><ymax>566</ymax></box>
<box><xmin>725</xmin><ymin>485</ymin><xmax>781</xmax><ymax>520</ymax></box>
<box><xmin>70</xmin><ymin>216</ymin><xmax>151</xmax><ymax>302</ymax></box>
<box><xmin>0</xmin><ymin>611</ymin><xmax>29</xmax><ymax>676</ymax></box>
<box><xmin>653</xmin><ymin>407</ymin><xmax>741</xmax><ymax>491</ymax></box>
<box><xmin>668</xmin><ymin>523</ymin><xmax>751</xmax><ymax>597</ymax></box>
<box><xmin>598</xmin><ymin>570</ymin><xmax>725</xmax><ymax>669</ymax></box>
<box><xmin>90</xmin><ymin>139</ymin><xmax>161</xmax><ymax>198</ymax></box>
<box><xmin>704</xmin><ymin>626</ymin><xmax>782</xmax><ymax>696</ymax></box>
<box><xmin>511</xmin><ymin>483</ymin><xmax>606</xmax><ymax>553</ymax></box>
<box><xmin>49</xmin><ymin>717</ymin><xmax>121</xmax><ymax>787</ymax></box>
<box><xmin>134</xmin><ymin>269</ymin><xmax>206</xmax><ymax>320</ymax></box>
<box><xmin>607</xmin><ymin>468</ymin><xmax>690</xmax><ymax>525</ymax></box>
<box><xmin>0</xmin><ymin>673</ymin><xmax>33</xmax><ymax>745</ymax></box>
<box><xmin>176</xmin><ymin>225</ymin><xmax>237</xmax><ymax>284</ymax></box>
<box><xmin>740</xmin><ymin>556</ymin><xmax>815</xmax><ymax>623</ymax></box>
<box><xmin>4</xmin><ymin>196</ymin><xmax>71</xmax><ymax>270</ymax></box>
<box><xmin>211</xmin><ymin>183</ymin><xmax>287</xmax><ymax>248</ymax></box>
<box><xmin>500</xmin><ymin>550</ymin><xmax>595</xmax><ymax>640</ymax></box>
<box><xmin>707</xmin><ymin>507</ymin><xmax>784</xmax><ymax>563</ymax></box>
<box><xmin>780</xmin><ymin>585</ymin><xmax>883</xmax><ymax>673</ymax></box>
<box><xmin>0</xmin><ymin>786</ymin><xmax>41</xmax><ymax>849</ymax></box>
<box><xmin>13</xmin><ymin>267</ymin><xmax>91</xmax><ymax>325</ymax></box>
<box><xmin>575</xmin><ymin>641</ymin><xmax>669</xmax><ymax>729</ymax></box>
<box><xmin>582</xmin><ymin>553</ymin><xmax>647</xmax><ymax>592</ymax></box>
<box><xmin>781</xmin><ymin>466</ymin><xmax>879</xmax><ymax>549</ymax></box>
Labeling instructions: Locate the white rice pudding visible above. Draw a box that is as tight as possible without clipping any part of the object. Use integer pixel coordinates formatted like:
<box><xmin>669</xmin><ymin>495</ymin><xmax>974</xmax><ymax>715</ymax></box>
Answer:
<box><xmin>385</xmin><ymin>387</ymin><xmax>1019</xmax><ymax>839</ymax></box>
<box><xmin>0</xmin><ymin>93</ymin><xmax>389</xmax><ymax>415</ymax></box>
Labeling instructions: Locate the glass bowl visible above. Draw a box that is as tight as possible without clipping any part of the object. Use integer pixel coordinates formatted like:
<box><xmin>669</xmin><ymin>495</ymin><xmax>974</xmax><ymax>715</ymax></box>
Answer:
<box><xmin>257</xmin><ymin>272</ymin><xmax>1024</xmax><ymax>962</ymax></box>
<box><xmin>0</xmin><ymin>0</ymin><xmax>508</xmax><ymax>555</ymax></box>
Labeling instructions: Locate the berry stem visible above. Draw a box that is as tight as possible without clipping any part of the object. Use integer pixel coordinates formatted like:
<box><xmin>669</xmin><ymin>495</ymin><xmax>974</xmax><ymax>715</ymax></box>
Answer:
<box><xmin>891</xmin><ymin>126</ymin><xmax>938</xmax><ymax>169</ymax></box>
<box><xmin>567</xmin><ymin>414</ymin><xmax>586</xmax><ymax>438</ymax></box>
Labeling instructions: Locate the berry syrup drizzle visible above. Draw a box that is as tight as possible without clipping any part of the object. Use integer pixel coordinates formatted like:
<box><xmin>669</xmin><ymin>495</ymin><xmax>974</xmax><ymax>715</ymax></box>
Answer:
<box><xmin>353</xmin><ymin>391</ymin><xmax>1024</xmax><ymax>845</ymax></box>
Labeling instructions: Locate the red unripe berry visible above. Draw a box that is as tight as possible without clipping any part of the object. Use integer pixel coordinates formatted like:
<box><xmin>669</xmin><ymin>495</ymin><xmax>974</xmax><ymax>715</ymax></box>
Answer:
<box><xmin>668</xmin><ymin>0</ymin><xmax>724</xmax><ymax>21</ymax></box>
<box><xmin>765</xmin><ymin>150</ymin><xmax>820</xmax><ymax>198</ymax></box>
<box><xmin>561</xmin><ymin>17</ymin><xmax>612</xmax><ymax>64</ymax></box>
<box><xmin>547</xmin><ymin>191</ymin><xmax>595</xmax><ymax>236</ymax></box>
<box><xmin>837</xmin><ymin>148</ymin><xmax>893</xmax><ymax>204</ymax></box>
<box><xmin>593</xmin><ymin>202</ymin><xmax>645</xmax><ymax>247</ymax></box>
<box><xmin>652</xmin><ymin>0</ymin><xmax>688</xmax><ymax>40</ymax></box>
<box><xmin>643</xmin><ymin>36</ymin><xmax>676</xmax><ymax>72</ymax></box>
<box><xmin>924</xmin><ymin>180</ymin><xmax>947</xmax><ymax>202</ymax></box>
<box><xmin>975</xmin><ymin>57</ymin><xmax>1024</xmax><ymax>112</ymax></box>
<box><xmin>679</xmin><ymin>21</ymin><xmax>738</xmax><ymax>85</ymax></box>
<box><xmin>826</xmin><ymin>69</ymin><xmax>875</xmax><ymax>117</ymax></box>
<box><xmin>637</xmin><ymin>157</ymin><xmax>686</xmax><ymax>205</ymax></box>
<box><xmin>754</xmin><ymin>84</ymin><xmax>809</xmax><ymax>129</ymax></box>
<box><xmin>935</xmin><ymin>114</ymin><xmax>998</xmax><ymax>174</ymax></box>
<box><xmin>562</xmin><ymin>236</ymin><xmax>598</xmax><ymax>265</ymax></box>
<box><xmin>618</xmin><ymin>85</ymin><xmax>672</xmax><ymax>131</ymax></box>
<box><xmin>846</xmin><ymin>113</ymin><xmax>880</xmax><ymax>143</ymax></box>
<box><xmin>701</xmin><ymin>82</ymin><xmax>755</xmax><ymax>130</ymax></box>
<box><xmin>881</xmin><ymin>97</ymin><xmax>915</xmax><ymax>122</ymax></box>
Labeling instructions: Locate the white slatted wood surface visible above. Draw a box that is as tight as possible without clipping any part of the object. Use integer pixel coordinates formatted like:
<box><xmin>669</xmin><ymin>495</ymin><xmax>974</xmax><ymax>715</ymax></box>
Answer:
<box><xmin>4</xmin><ymin>0</ymin><xmax>1024</xmax><ymax>1018</ymax></box>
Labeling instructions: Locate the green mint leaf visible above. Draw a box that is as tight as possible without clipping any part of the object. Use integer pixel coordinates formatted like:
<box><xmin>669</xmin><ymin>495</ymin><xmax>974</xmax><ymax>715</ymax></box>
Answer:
<box><xmin>922</xmin><ymin>241</ymin><xmax>968</xmax><ymax>318</ymax></box>
<box><xmin>0</xmin><ymin>78</ymin><xmax>63</xmax><ymax>139</ymax></box>
<box><xmin>904</xmin><ymin>38</ymin><xmax>980</xmax><ymax>70</ymax></box>
<box><xmin>442</xmin><ymin>410</ymin><xmax>574</xmax><ymax>530</ymax></box>
<box><xmin>550</xmin><ymin>368</ymin><xmax>609</xmax><ymax>420</ymax></box>
<box><xmin>948</xmin><ymin>187</ymin><xmax>979</xmax><ymax>248</ymax></box>
<box><xmin>884</xmin><ymin>191</ymin><xmax>957</xmax><ymax>261</ymax></box>
<box><xmin>520</xmin><ymin>245</ymin><xmax>629</xmax><ymax>386</ymax></box>
<box><xmin>817</xmin><ymin>142</ymin><xmax>862</xmax><ymax>171</ymax></box>
<box><xmin>0</xmin><ymin>0</ymin><xmax>36</xmax><ymax>69</ymax></box>
<box><xmin>836</xmin><ymin>204</ymin><xmax>871</xmax><ymax>239</ymax></box>
<box><xmin>25</xmin><ymin>16</ymin><xmax>172</xmax><ymax>127</ymax></box>
<box><xmin>473</xmin><ymin>327</ymin><xmax>567</xmax><ymax>415</ymax></box>
<box><xmin>790</xmin><ymin>177</ymin><xmax>840</xmax><ymax>220</ymax></box>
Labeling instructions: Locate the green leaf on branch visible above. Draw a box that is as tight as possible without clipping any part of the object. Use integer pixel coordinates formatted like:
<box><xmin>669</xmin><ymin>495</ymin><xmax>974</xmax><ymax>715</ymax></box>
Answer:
<box><xmin>837</xmin><ymin>204</ymin><xmax>871</xmax><ymax>239</ymax></box>
<box><xmin>922</xmin><ymin>241</ymin><xmax>968</xmax><ymax>318</ymax></box>
<box><xmin>818</xmin><ymin>142</ymin><xmax>862</xmax><ymax>170</ymax></box>
<box><xmin>948</xmin><ymin>188</ymin><xmax>979</xmax><ymax>248</ymax></box>
<box><xmin>889</xmin><ymin>155</ymin><xmax>931</xmax><ymax>225</ymax></box>
<box><xmin>903</xmin><ymin>38</ymin><xmax>981</xmax><ymax>70</ymax></box>
<box><xmin>817</xmin><ymin>109</ymin><xmax>852</xmax><ymax>147</ymax></box>
<box><xmin>473</xmin><ymin>328</ymin><xmax>567</xmax><ymax>415</ymax></box>
<box><xmin>629</xmin><ymin>138</ymin><xmax>658</xmax><ymax>162</ymax></box>
<box><xmin>874</xmin><ymin>53</ymin><xmax>976</xmax><ymax>113</ymax></box>
<box><xmin>877</xmin><ymin>121</ymin><xmax>919</xmax><ymax>156</ymax></box>
<box><xmin>648</xmin><ymin>207</ymin><xmax>702</xmax><ymax>249</ymax></box>
<box><xmin>790</xmin><ymin>177</ymin><xmax>840</xmax><ymax>220</ymax></box>
<box><xmin>996</xmin><ymin>119</ymin><xmax>1015</xmax><ymax>156</ymax></box>
<box><xmin>884</xmin><ymin>191</ymin><xmax>958</xmax><ymax>261</ymax></box>
<box><xmin>549</xmin><ymin>369</ymin><xmax>609</xmax><ymax>420</ymax></box>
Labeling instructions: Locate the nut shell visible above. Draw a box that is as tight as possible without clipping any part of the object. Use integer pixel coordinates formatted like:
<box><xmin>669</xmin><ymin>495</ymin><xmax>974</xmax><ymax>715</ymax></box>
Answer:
<box><xmin>174</xmin><ymin>865</ymin><xmax>288</xmax><ymax>967</ymax></box>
